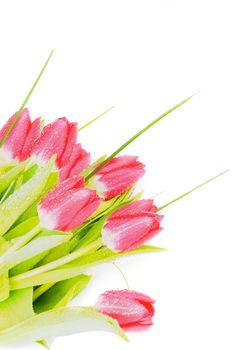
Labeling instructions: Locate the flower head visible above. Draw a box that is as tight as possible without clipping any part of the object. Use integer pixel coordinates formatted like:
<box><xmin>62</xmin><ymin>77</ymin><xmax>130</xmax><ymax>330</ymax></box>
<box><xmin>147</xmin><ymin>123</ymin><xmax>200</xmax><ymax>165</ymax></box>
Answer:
<box><xmin>102</xmin><ymin>199</ymin><xmax>163</xmax><ymax>252</ymax></box>
<box><xmin>91</xmin><ymin>155</ymin><xmax>145</xmax><ymax>200</ymax></box>
<box><xmin>32</xmin><ymin>117</ymin><xmax>77</xmax><ymax>167</ymax></box>
<box><xmin>38</xmin><ymin>176</ymin><xmax>101</xmax><ymax>231</ymax></box>
<box><xmin>59</xmin><ymin>143</ymin><xmax>90</xmax><ymax>182</ymax></box>
<box><xmin>96</xmin><ymin>289</ymin><xmax>155</xmax><ymax>331</ymax></box>
<box><xmin>0</xmin><ymin>108</ymin><xmax>41</xmax><ymax>164</ymax></box>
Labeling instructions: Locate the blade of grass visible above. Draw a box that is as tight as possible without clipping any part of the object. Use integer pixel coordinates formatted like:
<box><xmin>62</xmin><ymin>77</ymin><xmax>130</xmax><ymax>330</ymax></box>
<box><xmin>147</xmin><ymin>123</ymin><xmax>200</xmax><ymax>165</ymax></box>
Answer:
<box><xmin>0</xmin><ymin>49</ymin><xmax>54</xmax><ymax>147</ymax></box>
<box><xmin>157</xmin><ymin>169</ymin><xmax>230</xmax><ymax>211</ymax></box>
<box><xmin>85</xmin><ymin>94</ymin><xmax>194</xmax><ymax>181</ymax></box>
<box><xmin>78</xmin><ymin>106</ymin><xmax>114</xmax><ymax>132</ymax></box>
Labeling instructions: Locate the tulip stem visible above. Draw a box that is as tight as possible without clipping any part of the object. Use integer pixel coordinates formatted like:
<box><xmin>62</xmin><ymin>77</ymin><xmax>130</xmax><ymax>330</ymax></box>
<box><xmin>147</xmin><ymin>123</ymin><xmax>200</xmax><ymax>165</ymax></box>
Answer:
<box><xmin>157</xmin><ymin>169</ymin><xmax>230</xmax><ymax>211</ymax></box>
<box><xmin>78</xmin><ymin>106</ymin><xmax>114</xmax><ymax>132</ymax></box>
<box><xmin>85</xmin><ymin>94</ymin><xmax>195</xmax><ymax>181</ymax></box>
<box><xmin>12</xmin><ymin>238</ymin><xmax>102</xmax><ymax>281</ymax></box>
<box><xmin>0</xmin><ymin>49</ymin><xmax>54</xmax><ymax>147</ymax></box>
<box><xmin>112</xmin><ymin>262</ymin><xmax>130</xmax><ymax>290</ymax></box>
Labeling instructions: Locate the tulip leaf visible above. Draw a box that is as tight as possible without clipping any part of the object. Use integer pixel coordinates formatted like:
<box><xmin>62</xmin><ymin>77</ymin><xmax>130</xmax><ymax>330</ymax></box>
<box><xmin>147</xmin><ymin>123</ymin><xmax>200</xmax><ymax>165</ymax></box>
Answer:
<box><xmin>0</xmin><ymin>237</ymin><xmax>11</xmax><ymax>254</ymax></box>
<box><xmin>37</xmin><ymin>340</ymin><xmax>50</xmax><ymax>349</ymax></box>
<box><xmin>5</xmin><ymin>234</ymin><xmax>70</xmax><ymax>269</ymax></box>
<box><xmin>34</xmin><ymin>274</ymin><xmax>91</xmax><ymax>313</ymax></box>
<box><xmin>37</xmin><ymin>241</ymin><xmax>71</xmax><ymax>266</ymax></box>
<box><xmin>0</xmin><ymin>306</ymin><xmax>128</xmax><ymax>344</ymax></box>
<box><xmin>9</xmin><ymin>251</ymin><xmax>49</xmax><ymax>277</ymax></box>
<box><xmin>10</xmin><ymin>245</ymin><xmax>164</xmax><ymax>289</ymax></box>
<box><xmin>0</xmin><ymin>161</ymin><xmax>27</xmax><ymax>195</ymax></box>
<box><xmin>4</xmin><ymin>216</ymin><xmax>40</xmax><ymax>241</ymax></box>
<box><xmin>14</xmin><ymin>171</ymin><xmax>58</xmax><ymax>226</ymax></box>
<box><xmin>0</xmin><ymin>159</ymin><xmax>54</xmax><ymax>236</ymax></box>
<box><xmin>0</xmin><ymin>265</ymin><xmax>9</xmax><ymax>301</ymax></box>
<box><xmin>0</xmin><ymin>287</ymin><xmax>34</xmax><ymax>331</ymax></box>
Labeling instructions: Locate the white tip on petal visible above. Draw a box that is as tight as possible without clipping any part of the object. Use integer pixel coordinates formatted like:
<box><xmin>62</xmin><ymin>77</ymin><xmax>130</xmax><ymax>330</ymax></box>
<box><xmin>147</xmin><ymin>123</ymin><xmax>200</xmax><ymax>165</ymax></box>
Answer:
<box><xmin>0</xmin><ymin>147</ymin><xmax>16</xmax><ymax>165</ymax></box>
<box><xmin>37</xmin><ymin>206</ymin><xmax>57</xmax><ymax>230</ymax></box>
<box><xmin>91</xmin><ymin>175</ymin><xmax>107</xmax><ymax>198</ymax></box>
<box><xmin>102</xmin><ymin>227</ymin><xmax>119</xmax><ymax>252</ymax></box>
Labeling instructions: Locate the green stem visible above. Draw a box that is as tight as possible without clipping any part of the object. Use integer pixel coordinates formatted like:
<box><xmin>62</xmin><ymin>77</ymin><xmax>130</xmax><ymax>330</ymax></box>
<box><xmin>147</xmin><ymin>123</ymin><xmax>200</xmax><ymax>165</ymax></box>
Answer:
<box><xmin>0</xmin><ymin>50</ymin><xmax>54</xmax><ymax>147</ymax></box>
<box><xmin>157</xmin><ymin>169</ymin><xmax>230</xmax><ymax>211</ymax></box>
<box><xmin>85</xmin><ymin>95</ymin><xmax>194</xmax><ymax>181</ymax></box>
<box><xmin>78</xmin><ymin>106</ymin><xmax>114</xmax><ymax>132</ymax></box>
<box><xmin>12</xmin><ymin>238</ymin><xmax>102</xmax><ymax>281</ymax></box>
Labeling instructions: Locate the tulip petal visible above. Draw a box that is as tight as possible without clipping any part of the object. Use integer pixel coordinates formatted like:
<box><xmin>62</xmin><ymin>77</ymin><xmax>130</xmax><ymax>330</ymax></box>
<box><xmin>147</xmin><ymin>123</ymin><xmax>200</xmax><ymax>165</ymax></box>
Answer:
<box><xmin>19</xmin><ymin>117</ymin><xmax>42</xmax><ymax>161</ymax></box>
<box><xmin>32</xmin><ymin>117</ymin><xmax>68</xmax><ymax>165</ymax></box>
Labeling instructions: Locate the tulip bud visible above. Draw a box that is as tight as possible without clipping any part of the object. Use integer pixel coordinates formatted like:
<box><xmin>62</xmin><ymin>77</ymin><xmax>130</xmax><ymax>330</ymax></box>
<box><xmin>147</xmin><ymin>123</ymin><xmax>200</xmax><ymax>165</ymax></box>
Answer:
<box><xmin>96</xmin><ymin>290</ymin><xmax>155</xmax><ymax>331</ymax></box>
<box><xmin>0</xmin><ymin>109</ymin><xmax>41</xmax><ymax>164</ymax></box>
<box><xmin>102</xmin><ymin>199</ymin><xmax>163</xmax><ymax>252</ymax></box>
<box><xmin>32</xmin><ymin>117</ymin><xmax>77</xmax><ymax>167</ymax></box>
<box><xmin>38</xmin><ymin>176</ymin><xmax>101</xmax><ymax>231</ymax></box>
<box><xmin>91</xmin><ymin>155</ymin><xmax>145</xmax><ymax>200</ymax></box>
<box><xmin>59</xmin><ymin>144</ymin><xmax>90</xmax><ymax>182</ymax></box>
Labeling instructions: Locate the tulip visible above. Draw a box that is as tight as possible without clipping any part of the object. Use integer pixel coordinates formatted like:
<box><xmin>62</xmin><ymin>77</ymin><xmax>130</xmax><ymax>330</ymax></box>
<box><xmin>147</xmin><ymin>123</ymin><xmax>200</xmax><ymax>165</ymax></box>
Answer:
<box><xmin>102</xmin><ymin>199</ymin><xmax>163</xmax><ymax>252</ymax></box>
<box><xmin>0</xmin><ymin>108</ymin><xmax>41</xmax><ymax>164</ymax></box>
<box><xmin>32</xmin><ymin>117</ymin><xmax>77</xmax><ymax>168</ymax></box>
<box><xmin>59</xmin><ymin>143</ymin><xmax>90</xmax><ymax>182</ymax></box>
<box><xmin>91</xmin><ymin>155</ymin><xmax>145</xmax><ymax>200</ymax></box>
<box><xmin>96</xmin><ymin>290</ymin><xmax>155</xmax><ymax>331</ymax></box>
<box><xmin>38</xmin><ymin>176</ymin><xmax>101</xmax><ymax>231</ymax></box>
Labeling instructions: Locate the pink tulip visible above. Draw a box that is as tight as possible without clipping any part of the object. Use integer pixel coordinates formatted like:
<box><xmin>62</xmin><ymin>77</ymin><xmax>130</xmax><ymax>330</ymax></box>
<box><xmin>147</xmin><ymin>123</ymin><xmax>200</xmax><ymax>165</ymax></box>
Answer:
<box><xmin>38</xmin><ymin>176</ymin><xmax>101</xmax><ymax>231</ymax></box>
<box><xmin>0</xmin><ymin>108</ymin><xmax>41</xmax><ymax>163</ymax></box>
<box><xmin>92</xmin><ymin>155</ymin><xmax>145</xmax><ymax>200</ymax></box>
<box><xmin>32</xmin><ymin>117</ymin><xmax>77</xmax><ymax>167</ymax></box>
<box><xmin>102</xmin><ymin>199</ymin><xmax>163</xmax><ymax>252</ymax></box>
<box><xmin>59</xmin><ymin>143</ymin><xmax>90</xmax><ymax>182</ymax></box>
<box><xmin>96</xmin><ymin>290</ymin><xmax>155</xmax><ymax>331</ymax></box>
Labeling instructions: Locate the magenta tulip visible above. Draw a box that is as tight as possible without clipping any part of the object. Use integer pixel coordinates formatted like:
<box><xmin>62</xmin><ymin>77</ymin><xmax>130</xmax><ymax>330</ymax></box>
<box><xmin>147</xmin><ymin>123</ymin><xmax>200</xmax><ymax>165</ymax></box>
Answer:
<box><xmin>0</xmin><ymin>108</ymin><xmax>41</xmax><ymax>163</ymax></box>
<box><xmin>38</xmin><ymin>176</ymin><xmax>101</xmax><ymax>231</ymax></box>
<box><xmin>32</xmin><ymin>117</ymin><xmax>77</xmax><ymax>167</ymax></box>
<box><xmin>92</xmin><ymin>155</ymin><xmax>145</xmax><ymax>200</ymax></box>
<box><xmin>59</xmin><ymin>143</ymin><xmax>90</xmax><ymax>182</ymax></box>
<box><xmin>102</xmin><ymin>199</ymin><xmax>163</xmax><ymax>252</ymax></box>
<box><xmin>96</xmin><ymin>290</ymin><xmax>155</xmax><ymax>331</ymax></box>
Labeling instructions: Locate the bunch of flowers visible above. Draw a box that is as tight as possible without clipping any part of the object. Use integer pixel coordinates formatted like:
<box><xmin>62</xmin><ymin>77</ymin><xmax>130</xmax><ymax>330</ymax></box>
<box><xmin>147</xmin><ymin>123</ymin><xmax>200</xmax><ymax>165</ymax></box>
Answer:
<box><xmin>0</xmin><ymin>53</ymin><xmax>226</xmax><ymax>348</ymax></box>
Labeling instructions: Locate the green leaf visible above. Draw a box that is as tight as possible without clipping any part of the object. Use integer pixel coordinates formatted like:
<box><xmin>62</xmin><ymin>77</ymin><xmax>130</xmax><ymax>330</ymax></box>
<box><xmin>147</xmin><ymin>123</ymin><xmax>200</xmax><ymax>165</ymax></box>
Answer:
<box><xmin>10</xmin><ymin>245</ymin><xmax>164</xmax><ymax>289</ymax></box>
<box><xmin>0</xmin><ymin>159</ymin><xmax>54</xmax><ymax>236</ymax></box>
<box><xmin>9</xmin><ymin>251</ymin><xmax>49</xmax><ymax>277</ymax></box>
<box><xmin>14</xmin><ymin>171</ymin><xmax>58</xmax><ymax>226</ymax></box>
<box><xmin>0</xmin><ymin>265</ymin><xmax>9</xmax><ymax>301</ymax></box>
<box><xmin>37</xmin><ymin>340</ymin><xmax>50</xmax><ymax>350</ymax></box>
<box><xmin>0</xmin><ymin>306</ymin><xmax>127</xmax><ymax>344</ymax></box>
<box><xmin>4</xmin><ymin>217</ymin><xmax>40</xmax><ymax>241</ymax></box>
<box><xmin>0</xmin><ymin>237</ymin><xmax>11</xmax><ymax>254</ymax></box>
<box><xmin>0</xmin><ymin>161</ymin><xmax>27</xmax><ymax>195</ymax></box>
<box><xmin>0</xmin><ymin>288</ymin><xmax>34</xmax><ymax>331</ymax></box>
<box><xmin>37</xmin><ymin>241</ymin><xmax>71</xmax><ymax>266</ymax></box>
<box><xmin>4</xmin><ymin>233</ymin><xmax>70</xmax><ymax>269</ymax></box>
<box><xmin>34</xmin><ymin>275</ymin><xmax>91</xmax><ymax>313</ymax></box>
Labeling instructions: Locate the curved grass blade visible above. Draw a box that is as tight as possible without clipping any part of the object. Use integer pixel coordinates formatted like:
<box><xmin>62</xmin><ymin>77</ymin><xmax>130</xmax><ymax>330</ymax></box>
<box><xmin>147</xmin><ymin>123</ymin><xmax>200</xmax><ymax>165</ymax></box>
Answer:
<box><xmin>78</xmin><ymin>106</ymin><xmax>114</xmax><ymax>132</ymax></box>
<box><xmin>0</xmin><ymin>50</ymin><xmax>54</xmax><ymax>147</ymax></box>
<box><xmin>85</xmin><ymin>95</ymin><xmax>194</xmax><ymax>181</ymax></box>
<box><xmin>157</xmin><ymin>169</ymin><xmax>230</xmax><ymax>211</ymax></box>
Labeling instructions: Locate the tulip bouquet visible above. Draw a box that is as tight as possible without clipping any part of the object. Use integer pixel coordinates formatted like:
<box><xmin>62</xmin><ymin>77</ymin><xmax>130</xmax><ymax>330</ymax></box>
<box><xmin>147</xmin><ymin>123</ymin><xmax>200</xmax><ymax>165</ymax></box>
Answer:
<box><xmin>0</xmin><ymin>52</ymin><xmax>227</xmax><ymax>349</ymax></box>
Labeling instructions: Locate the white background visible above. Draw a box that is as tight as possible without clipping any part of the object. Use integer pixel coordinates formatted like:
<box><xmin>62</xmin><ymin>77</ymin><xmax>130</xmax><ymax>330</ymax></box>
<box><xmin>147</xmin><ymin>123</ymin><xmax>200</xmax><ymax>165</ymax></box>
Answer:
<box><xmin>0</xmin><ymin>0</ymin><xmax>240</xmax><ymax>349</ymax></box>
